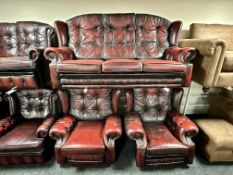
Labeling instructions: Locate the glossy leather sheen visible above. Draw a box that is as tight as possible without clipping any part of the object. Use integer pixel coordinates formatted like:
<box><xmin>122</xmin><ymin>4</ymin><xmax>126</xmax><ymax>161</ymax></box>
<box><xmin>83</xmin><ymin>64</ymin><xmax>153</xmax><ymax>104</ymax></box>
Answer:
<box><xmin>63</xmin><ymin>13</ymin><xmax>178</xmax><ymax>59</ymax></box>
<box><xmin>16</xmin><ymin>89</ymin><xmax>53</xmax><ymax>119</ymax></box>
<box><xmin>68</xmin><ymin>89</ymin><xmax>112</xmax><ymax>120</ymax></box>
<box><xmin>134</xmin><ymin>88</ymin><xmax>172</xmax><ymax>122</ymax></box>
<box><xmin>0</xmin><ymin>56</ymin><xmax>35</xmax><ymax>70</ymax></box>
<box><xmin>0</xmin><ymin>120</ymin><xmax>43</xmax><ymax>152</ymax></box>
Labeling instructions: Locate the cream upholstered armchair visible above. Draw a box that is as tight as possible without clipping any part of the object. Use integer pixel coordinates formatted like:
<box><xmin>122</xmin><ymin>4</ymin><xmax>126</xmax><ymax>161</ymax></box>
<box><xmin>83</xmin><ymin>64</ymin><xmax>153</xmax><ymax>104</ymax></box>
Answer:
<box><xmin>179</xmin><ymin>23</ymin><xmax>233</xmax><ymax>89</ymax></box>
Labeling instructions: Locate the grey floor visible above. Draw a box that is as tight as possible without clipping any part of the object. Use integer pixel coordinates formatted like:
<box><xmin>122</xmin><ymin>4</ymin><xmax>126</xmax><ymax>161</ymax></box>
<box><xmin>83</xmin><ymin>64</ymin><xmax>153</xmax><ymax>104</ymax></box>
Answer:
<box><xmin>0</xmin><ymin>140</ymin><xmax>232</xmax><ymax>175</ymax></box>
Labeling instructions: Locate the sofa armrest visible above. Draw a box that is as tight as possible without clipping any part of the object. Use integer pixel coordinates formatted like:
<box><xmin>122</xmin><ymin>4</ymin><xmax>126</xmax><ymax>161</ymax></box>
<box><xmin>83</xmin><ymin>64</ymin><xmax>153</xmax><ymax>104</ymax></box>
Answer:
<box><xmin>0</xmin><ymin>116</ymin><xmax>18</xmax><ymax>136</ymax></box>
<box><xmin>49</xmin><ymin>115</ymin><xmax>75</xmax><ymax>141</ymax></box>
<box><xmin>103</xmin><ymin>115</ymin><xmax>122</xmax><ymax>147</ymax></box>
<box><xmin>178</xmin><ymin>38</ymin><xmax>226</xmax><ymax>57</ymax></box>
<box><xmin>29</xmin><ymin>48</ymin><xmax>44</xmax><ymax>61</ymax></box>
<box><xmin>36</xmin><ymin>116</ymin><xmax>56</xmax><ymax>138</ymax></box>
<box><xmin>167</xmin><ymin>111</ymin><xmax>199</xmax><ymax>146</ymax></box>
<box><xmin>44</xmin><ymin>46</ymin><xmax>73</xmax><ymax>63</ymax></box>
<box><xmin>4</xmin><ymin>87</ymin><xmax>18</xmax><ymax>116</ymax></box>
<box><xmin>124</xmin><ymin>113</ymin><xmax>147</xmax><ymax>149</ymax></box>
<box><xmin>164</xmin><ymin>46</ymin><xmax>196</xmax><ymax>63</ymax></box>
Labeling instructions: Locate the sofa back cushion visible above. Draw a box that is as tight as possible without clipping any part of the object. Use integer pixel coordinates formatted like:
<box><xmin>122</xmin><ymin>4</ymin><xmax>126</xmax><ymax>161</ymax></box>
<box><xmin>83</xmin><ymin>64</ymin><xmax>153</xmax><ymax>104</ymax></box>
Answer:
<box><xmin>68</xmin><ymin>89</ymin><xmax>113</xmax><ymax>120</ymax></box>
<box><xmin>134</xmin><ymin>88</ymin><xmax>172</xmax><ymax>123</ymax></box>
<box><xmin>17</xmin><ymin>21</ymin><xmax>54</xmax><ymax>56</ymax></box>
<box><xmin>191</xmin><ymin>23</ymin><xmax>233</xmax><ymax>50</ymax></box>
<box><xmin>65</xmin><ymin>13</ymin><xmax>176</xmax><ymax>59</ymax></box>
<box><xmin>0</xmin><ymin>23</ymin><xmax>17</xmax><ymax>57</ymax></box>
<box><xmin>16</xmin><ymin>89</ymin><xmax>53</xmax><ymax>119</ymax></box>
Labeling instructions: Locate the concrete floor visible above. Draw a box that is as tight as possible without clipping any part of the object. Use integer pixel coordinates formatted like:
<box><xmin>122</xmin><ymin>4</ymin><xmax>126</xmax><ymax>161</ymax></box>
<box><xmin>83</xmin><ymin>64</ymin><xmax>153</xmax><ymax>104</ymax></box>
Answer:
<box><xmin>0</xmin><ymin>141</ymin><xmax>232</xmax><ymax>175</ymax></box>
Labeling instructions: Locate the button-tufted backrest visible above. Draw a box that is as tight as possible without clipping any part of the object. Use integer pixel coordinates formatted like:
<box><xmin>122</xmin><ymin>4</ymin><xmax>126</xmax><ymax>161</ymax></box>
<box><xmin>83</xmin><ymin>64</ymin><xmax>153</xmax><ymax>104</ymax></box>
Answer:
<box><xmin>17</xmin><ymin>21</ymin><xmax>54</xmax><ymax>56</ymax></box>
<box><xmin>134</xmin><ymin>88</ymin><xmax>172</xmax><ymax>123</ymax></box>
<box><xmin>63</xmin><ymin>13</ymin><xmax>181</xmax><ymax>60</ymax></box>
<box><xmin>0</xmin><ymin>23</ymin><xmax>17</xmax><ymax>57</ymax></box>
<box><xmin>68</xmin><ymin>89</ymin><xmax>113</xmax><ymax>120</ymax></box>
<box><xmin>16</xmin><ymin>89</ymin><xmax>54</xmax><ymax>119</ymax></box>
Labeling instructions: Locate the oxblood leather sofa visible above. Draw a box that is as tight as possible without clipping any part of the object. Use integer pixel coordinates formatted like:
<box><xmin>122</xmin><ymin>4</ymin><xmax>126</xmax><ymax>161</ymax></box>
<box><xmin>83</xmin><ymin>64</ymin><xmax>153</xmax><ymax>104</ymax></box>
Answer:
<box><xmin>44</xmin><ymin>13</ymin><xmax>196</xmax><ymax>89</ymax></box>
<box><xmin>0</xmin><ymin>21</ymin><xmax>56</xmax><ymax>90</ymax></box>
<box><xmin>49</xmin><ymin>88</ymin><xmax>122</xmax><ymax>165</ymax></box>
<box><xmin>0</xmin><ymin>89</ymin><xmax>58</xmax><ymax>165</ymax></box>
<box><xmin>125</xmin><ymin>88</ymin><xmax>198</xmax><ymax>167</ymax></box>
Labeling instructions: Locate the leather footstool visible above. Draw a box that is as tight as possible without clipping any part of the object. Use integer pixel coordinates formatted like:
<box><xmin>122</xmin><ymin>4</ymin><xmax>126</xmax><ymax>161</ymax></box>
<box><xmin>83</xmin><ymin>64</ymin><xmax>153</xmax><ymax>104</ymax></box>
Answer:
<box><xmin>194</xmin><ymin>119</ymin><xmax>233</xmax><ymax>162</ymax></box>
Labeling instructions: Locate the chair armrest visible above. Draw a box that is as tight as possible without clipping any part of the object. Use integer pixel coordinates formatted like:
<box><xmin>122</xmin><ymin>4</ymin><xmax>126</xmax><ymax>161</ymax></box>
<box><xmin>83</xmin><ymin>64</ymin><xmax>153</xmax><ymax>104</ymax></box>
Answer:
<box><xmin>103</xmin><ymin>115</ymin><xmax>122</xmax><ymax>147</ymax></box>
<box><xmin>36</xmin><ymin>116</ymin><xmax>56</xmax><ymax>138</ymax></box>
<box><xmin>178</xmin><ymin>38</ymin><xmax>226</xmax><ymax>57</ymax></box>
<box><xmin>124</xmin><ymin>113</ymin><xmax>147</xmax><ymax>149</ymax></box>
<box><xmin>0</xmin><ymin>116</ymin><xmax>18</xmax><ymax>136</ymax></box>
<box><xmin>164</xmin><ymin>46</ymin><xmax>196</xmax><ymax>63</ymax></box>
<box><xmin>167</xmin><ymin>111</ymin><xmax>199</xmax><ymax>146</ymax></box>
<box><xmin>49</xmin><ymin>115</ymin><xmax>75</xmax><ymax>141</ymax></box>
<box><xmin>4</xmin><ymin>87</ymin><xmax>18</xmax><ymax>116</ymax></box>
<box><xmin>28</xmin><ymin>48</ymin><xmax>44</xmax><ymax>61</ymax></box>
<box><xmin>44</xmin><ymin>46</ymin><xmax>73</xmax><ymax>63</ymax></box>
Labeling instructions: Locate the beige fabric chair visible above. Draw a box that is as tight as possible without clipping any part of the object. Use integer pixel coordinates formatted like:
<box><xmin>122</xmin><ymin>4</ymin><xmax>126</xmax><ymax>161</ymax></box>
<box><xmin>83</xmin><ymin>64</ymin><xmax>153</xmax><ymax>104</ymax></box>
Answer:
<box><xmin>194</xmin><ymin>94</ymin><xmax>233</xmax><ymax>162</ymax></box>
<box><xmin>179</xmin><ymin>23</ymin><xmax>233</xmax><ymax>88</ymax></box>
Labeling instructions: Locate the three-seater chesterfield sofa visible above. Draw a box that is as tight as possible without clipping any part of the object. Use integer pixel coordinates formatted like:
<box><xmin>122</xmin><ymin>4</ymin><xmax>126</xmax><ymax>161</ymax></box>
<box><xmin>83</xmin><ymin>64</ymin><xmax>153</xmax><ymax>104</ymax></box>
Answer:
<box><xmin>44</xmin><ymin>13</ymin><xmax>196</xmax><ymax>89</ymax></box>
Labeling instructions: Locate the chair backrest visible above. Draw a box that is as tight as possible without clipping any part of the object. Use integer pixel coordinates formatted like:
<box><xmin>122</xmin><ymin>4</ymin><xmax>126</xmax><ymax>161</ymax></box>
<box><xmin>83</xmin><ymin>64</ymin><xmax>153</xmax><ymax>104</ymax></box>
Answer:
<box><xmin>56</xmin><ymin>13</ymin><xmax>181</xmax><ymax>60</ymax></box>
<box><xmin>16</xmin><ymin>89</ymin><xmax>56</xmax><ymax>119</ymax></box>
<box><xmin>190</xmin><ymin>23</ymin><xmax>233</xmax><ymax>50</ymax></box>
<box><xmin>0</xmin><ymin>21</ymin><xmax>55</xmax><ymax>57</ymax></box>
<box><xmin>68</xmin><ymin>89</ymin><xmax>113</xmax><ymax>120</ymax></box>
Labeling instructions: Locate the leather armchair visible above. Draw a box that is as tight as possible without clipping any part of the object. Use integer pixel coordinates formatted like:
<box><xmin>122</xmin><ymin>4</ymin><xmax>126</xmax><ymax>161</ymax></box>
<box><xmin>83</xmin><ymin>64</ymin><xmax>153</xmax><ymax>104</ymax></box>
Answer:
<box><xmin>0</xmin><ymin>21</ymin><xmax>57</xmax><ymax>90</ymax></box>
<box><xmin>0</xmin><ymin>89</ymin><xmax>59</xmax><ymax>165</ymax></box>
<box><xmin>44</xmin><ymin>13</ymin><xmax>195</xmax><ymax>89</ymax></box>
<box><xmin>125</xmin><ymin>88</ymin><xmax>198</xmax><ymax>167</ymax></box>
<box><xmin>49</xmin><ymin>89</ymin><xmax>122</xmax><ymax>165</ymax></box>
<box><xmin>179</xmin><ymin>23</ymin><xmax>233</xmax><ymax>88</ymax></box>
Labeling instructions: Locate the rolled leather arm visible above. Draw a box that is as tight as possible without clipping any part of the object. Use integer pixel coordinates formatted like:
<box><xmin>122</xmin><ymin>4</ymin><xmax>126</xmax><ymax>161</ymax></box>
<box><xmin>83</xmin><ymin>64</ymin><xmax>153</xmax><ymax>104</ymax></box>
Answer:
<box><xmin>44</xmin><ymin>46</ymin><xmax>73</xmax><ymax>63</ymax></box>
<box><xmin>124</xmin><ymin>113</ymin><xmax>147</xmax><ymax>148</ymax></box>
<box><xmin>49</xmin><ymin>115</ymin><xmax>75</xmax><ymax>140</ymax></box>
<box><xmin>0</xmin><ymin>116</ymin><xmax>17</xmax><ymax>136</ymax></box>
<box><xmin>164</xmin><ymin>46</ymin><xmax>196</xmax><ymax>63</ymax></box>
<box><xmin>103</xmin><ymin>115</ymin><xmax>122</xmax><ymax>146</ymax></box>
<box><xmin>29</xmin><ymin>48</ymin><xmax>44</xmax><ymax>61</ymax></box>
<box><xmin>178</xmin><ymin>38</ymin><xmax>226</xmax><ymax>57</ymax></box>
<box><xmin>167</xmin><ymin>111</ymin><xmax>199</xmax><ymax>146</ymax></box>
<box><xmin>36</xmin><ymin>116</ymin><xmax>56</xmax><ymax>138</ymax></box>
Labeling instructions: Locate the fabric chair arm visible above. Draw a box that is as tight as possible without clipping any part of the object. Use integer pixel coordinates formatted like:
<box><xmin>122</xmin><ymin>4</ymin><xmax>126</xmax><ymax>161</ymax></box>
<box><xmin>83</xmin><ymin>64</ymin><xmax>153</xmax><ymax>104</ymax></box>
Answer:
<box><xmin>124</xmin><ymin>113</ymin><xmax>147</xmax><ymax>149</ymax></box>
<box><xmin>44</xmin><ymin>46</ymin><xmax>73</xmax><ymax>63</ymax></box>
<box><xmin>49</xmin><ymin>115</ymin><xmax>75</xmax><ymax>141</ymax></box>
<box><xmin>167</xmin><ymin>111</ymin><xmax>199</xmax><ymax>146</ymax></box>
<box><xmin>164</xmin><ymin>46</ymin><xmax>196</xmax><ymax>63</ymax></box>
<box><xmin>178</xmin><ymin>38</ymin><xmax>226</xmax><ymax>57</ymax></box>
<box><xmin>28</xmin><ymin>48</ymin><xmax>44</xmax><ymax>61</ymax></box>
<box><xmin>36</xmin><ymin>116</ymin><xmax>56</xmax><ymax>138</ymax></box>
<box><xmin>103</xmin><ymin>115</ymin><xmax>122</xmax><ymax>147</ymax></box>
<box><xmin>0</xmin><ymin>116</ymin><xmax>18</xmax><ymax>136</ymax></box>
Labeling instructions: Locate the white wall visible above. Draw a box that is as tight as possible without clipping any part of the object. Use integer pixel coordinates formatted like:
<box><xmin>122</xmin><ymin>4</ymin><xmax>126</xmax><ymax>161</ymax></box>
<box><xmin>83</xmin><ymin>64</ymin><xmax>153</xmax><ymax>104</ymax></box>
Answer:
<box><xmin>0</xmin><ymin>0</ymin><xmax>233</xmax><ymax>29</ymax></box>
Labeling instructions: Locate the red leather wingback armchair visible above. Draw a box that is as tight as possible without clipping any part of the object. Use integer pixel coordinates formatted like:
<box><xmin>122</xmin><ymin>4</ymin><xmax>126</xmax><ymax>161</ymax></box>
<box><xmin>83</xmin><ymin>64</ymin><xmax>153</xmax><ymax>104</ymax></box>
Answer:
<box><xmin>44</xmin><ymin>13</ymin><xmax>195</xmax><ymax>89</ymax></box>
<box><xmin>0</xmin><ymin>89</ymin><xmax>59</xmax><ymax>165</ymax></box>
<box><xmin>0</xmin><ymin>21</ymin><xmax>57</xmax><ymax>90</ymax></box>
<box><xmin>49</xmin><ymin>88</ymin><xmax>122</xmax><ymax>165</ymax></box>
<box><xmin>125</xmin><ymin>88</ymin><xmax>198</xmax><ymax>167</ymax></box>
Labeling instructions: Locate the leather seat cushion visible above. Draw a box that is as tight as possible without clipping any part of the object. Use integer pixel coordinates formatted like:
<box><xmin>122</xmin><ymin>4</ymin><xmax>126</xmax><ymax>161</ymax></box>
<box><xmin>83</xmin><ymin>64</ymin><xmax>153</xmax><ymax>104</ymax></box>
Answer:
<box><xmin>0</xmin><ymin>120</ymin><xmax>43</xmax><ymax>153</ymax></box>
<box><xmin>0</xmin><ymin>57</ymin><xmax>35</xmax><ymax>71</ymax></box>
<box><xmin>142</xmin><ymin>59</ymin><xmax>187</xmax><ymax>72</ymax></box>
<box><xmin>194</xmin><ymin>119</ymin><xmax>233</xmax><ymax>150</ymax></box>
<box><xmin>222</xmin><ymin>51</ymin><xmax>233</xmax><ymax>72</ymax></box>
<box><xmin>62</xmin><ymin>121</ymin><xmax>105</xmax><ymax>156</ymax></box>
<box><xmin>145</xmin><ymin>123</ymin><xmax>189</xmax><ymax>157</ymax></box>
<box><xmin>102</xmin><ymin>59</ymin><xmax>142</xmax><ymax>72</ymax></box>
<box><xmin>57</xmin><ymin>59</ymin><xmax>103</xmax><ymax>73</ymax></box>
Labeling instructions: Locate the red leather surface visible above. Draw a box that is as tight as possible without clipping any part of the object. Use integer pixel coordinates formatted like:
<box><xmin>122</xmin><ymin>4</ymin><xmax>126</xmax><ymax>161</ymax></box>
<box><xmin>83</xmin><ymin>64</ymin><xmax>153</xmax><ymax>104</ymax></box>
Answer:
<box><xmin>0</xmin><ymin>56</ymin><xmax>35</xmax><ymax>70</ymax></box>
<box><xmin>62</xmin><ymin>121</ymin><xmax>105</xmax><ymax>155</ymax></box>
<box><xmin>102</xmin><ymin>59</ymin><xmax>142</xmax><ymax>72</ymax></box>
<box><xmin>0</xmin><ymin>120</ymin><xmax>43</xmax><ymax>152</ymax></box>
<box><xmin>57</xmin><ymin>59</ymin><xmax>103</xmax><ymax>73</ymax></box>
<box><xmin>103</xmin><ymin>115</ymin><xmax>122</xmax><ymax>141</ymax></box>
<box><xmin>141</xmin><ymin>59</ymin><xmax>187</xmax><ymax>72</ymax></box>
<box><xmin>144</xmin><ymin>123</ymin><xmax>188</xmax><ymax>156</ymax></box>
